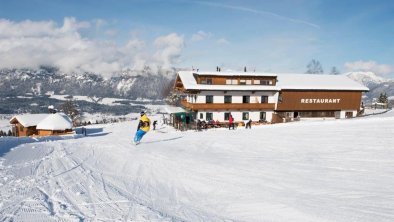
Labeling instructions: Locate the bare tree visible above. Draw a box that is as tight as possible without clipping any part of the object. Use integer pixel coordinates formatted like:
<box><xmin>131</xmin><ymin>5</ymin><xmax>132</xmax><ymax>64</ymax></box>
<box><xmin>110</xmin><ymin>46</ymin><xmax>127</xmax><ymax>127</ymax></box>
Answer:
<box><xmin>306</xmin><ymin>59</ymin><xmax>324</xmax><ymax>74</ymax></box>
<box><xmin>60</xmin><ymin>99</ymin><xmax>81</xmax><ymax>126</ymax></box>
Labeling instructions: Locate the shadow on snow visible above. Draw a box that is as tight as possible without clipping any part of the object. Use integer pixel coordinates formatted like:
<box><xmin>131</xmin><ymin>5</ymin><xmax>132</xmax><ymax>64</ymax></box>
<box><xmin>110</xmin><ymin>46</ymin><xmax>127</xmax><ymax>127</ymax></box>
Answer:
<box><xmin>143</xmin><ymin>136</ymin><xmax>183</xmax><ymax>144</ymax></box>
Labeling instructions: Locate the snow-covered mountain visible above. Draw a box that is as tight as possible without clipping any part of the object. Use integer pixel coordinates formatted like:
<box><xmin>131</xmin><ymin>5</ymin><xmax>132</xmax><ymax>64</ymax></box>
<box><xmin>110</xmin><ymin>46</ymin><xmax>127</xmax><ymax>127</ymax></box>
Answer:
<box><xmin>0</xmin><ymin>67</ymin><xmax>176</xmax><ymax>113</ymax></box>
<box><xmin>345</xmin><ymin>71</ymin><xmax>394</xmax><ymax>101</ymax></box>
<box><xmin>345</xmin><ymin>71</ymin><xmax>387</xmax><ymax>86</ymax></box>
<box><xmin>0</xmin><ymin>67</ymin><xmax>176</xmax><ymax>100</ymax></box>
<box><xmin>1</xmin><ymin>112</ymin><xmax>394</xmax><ymax>221</ymax></box>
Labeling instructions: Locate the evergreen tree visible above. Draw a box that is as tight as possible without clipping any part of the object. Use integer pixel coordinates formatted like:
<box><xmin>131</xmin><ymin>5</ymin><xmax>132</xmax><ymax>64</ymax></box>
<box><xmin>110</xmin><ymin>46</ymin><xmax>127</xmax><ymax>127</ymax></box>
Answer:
<box><xmin>378</xmin><ymin>92</ymin><xmax>388</xmax><ymax>104</ymax></box>
<box><xmin>330</xmin><ymin>66</ymin><xmax>340</xmax><ymax>75</ymax></box>
<box><xmin>306</xmin><ymin>59</ymin><xmax>324</xmax><ymax>74</ymax></box>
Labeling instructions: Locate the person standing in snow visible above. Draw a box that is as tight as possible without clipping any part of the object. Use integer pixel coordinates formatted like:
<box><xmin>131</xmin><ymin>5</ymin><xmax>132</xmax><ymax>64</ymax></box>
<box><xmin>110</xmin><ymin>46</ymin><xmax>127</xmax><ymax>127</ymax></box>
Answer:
<box><xmin>153</xmin><ymin>120</ymin><xmax>157</xmax><ymax>130</ymax></box>
<box><xmin>245</xmin><ymin>119</ymin><xmax>252</xmax><ymax>129</ymax></box>
<box><xmin>229</xmin><ymin>114</ymin><xmax>235</xmax><ymax>130</ymax></box>
<box><xmin>134</xmin><ymin>111</ymin><xmax>151</xmax><ymax>144</ymax></box>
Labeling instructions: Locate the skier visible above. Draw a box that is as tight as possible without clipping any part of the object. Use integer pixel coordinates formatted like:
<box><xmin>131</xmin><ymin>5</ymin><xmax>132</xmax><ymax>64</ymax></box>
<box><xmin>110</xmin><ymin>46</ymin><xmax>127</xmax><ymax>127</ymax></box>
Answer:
<box><xmin>134</xmin><ymin>111</ymin><xmax>151</xmax><ymax>145</ymax></box>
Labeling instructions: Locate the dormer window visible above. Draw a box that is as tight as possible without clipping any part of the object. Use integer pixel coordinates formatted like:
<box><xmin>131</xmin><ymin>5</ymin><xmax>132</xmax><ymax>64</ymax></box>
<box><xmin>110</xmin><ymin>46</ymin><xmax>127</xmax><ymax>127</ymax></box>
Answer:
<box><xmin>226</xmin><ymin>79</ymin><xmax>238</xmax><ymax>85</ymax></box>
<box><xmin>201</xmin><ymin>78</ymin><xmax>212</xmax><ymax>84</ymax></box>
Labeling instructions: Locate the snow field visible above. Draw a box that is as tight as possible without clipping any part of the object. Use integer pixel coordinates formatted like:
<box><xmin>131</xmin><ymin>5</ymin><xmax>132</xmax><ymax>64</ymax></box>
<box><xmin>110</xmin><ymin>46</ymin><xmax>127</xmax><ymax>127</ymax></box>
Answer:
<box><xmin>1</xmin><ymin>113</ymin><xmax>394</xmax><ymax>221</ymax></box>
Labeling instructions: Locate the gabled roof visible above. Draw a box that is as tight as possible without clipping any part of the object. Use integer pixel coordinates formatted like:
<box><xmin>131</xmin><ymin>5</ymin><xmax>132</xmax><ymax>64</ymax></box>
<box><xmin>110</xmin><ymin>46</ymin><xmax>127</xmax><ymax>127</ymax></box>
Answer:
<box><xmin>36</xmin><ymin>113</ymin><xmax>73</xmax><ymax>130</ymax></box>
<box><xmin>176</xmin><ymin>71</ymin><xmax>369</xmax><ymax>92</ymax></box>
<box><xmin>10</xmin><ymin>113</ymin><xmax>73</xmax><ymax>130</ymax></box>
<box><xmin>9</xmin><ymin>114</ymin><xmax>50</xmax><ymax>127</ymax></box>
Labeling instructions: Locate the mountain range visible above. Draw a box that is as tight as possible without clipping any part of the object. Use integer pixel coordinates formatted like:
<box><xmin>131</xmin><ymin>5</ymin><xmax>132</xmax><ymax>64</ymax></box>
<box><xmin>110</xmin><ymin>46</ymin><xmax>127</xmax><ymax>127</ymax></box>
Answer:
<box><xmin>0</xmin><ymin>66</ymin><xmax>176</xmax><ymax>114</ymax></box>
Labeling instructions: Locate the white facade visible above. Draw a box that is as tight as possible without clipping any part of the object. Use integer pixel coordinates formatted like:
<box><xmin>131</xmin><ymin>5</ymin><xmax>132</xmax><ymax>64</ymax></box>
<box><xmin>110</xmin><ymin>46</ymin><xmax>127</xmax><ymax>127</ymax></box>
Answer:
<box><xmin>197</xmin><ymin>110</ymin><xmax>273</xmax><ymax>122</ymax></box>
<box><xmin>189</xmin><ymin>91</ymin><xmax>278</xmax><ymax>122</ymax></box>
<box><xmin>187</xmin><ymin>91</ymin><xmax>278</xmax><ymax>104</ymax></box>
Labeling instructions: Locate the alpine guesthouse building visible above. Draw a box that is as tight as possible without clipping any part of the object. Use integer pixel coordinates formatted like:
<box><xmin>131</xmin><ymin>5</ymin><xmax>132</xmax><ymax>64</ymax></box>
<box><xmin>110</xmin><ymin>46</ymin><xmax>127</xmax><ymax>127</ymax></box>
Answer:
<box><xmin>174</xmin><ymin>70</ymin><xmax>369</xmax><ymax>123</ymax></box>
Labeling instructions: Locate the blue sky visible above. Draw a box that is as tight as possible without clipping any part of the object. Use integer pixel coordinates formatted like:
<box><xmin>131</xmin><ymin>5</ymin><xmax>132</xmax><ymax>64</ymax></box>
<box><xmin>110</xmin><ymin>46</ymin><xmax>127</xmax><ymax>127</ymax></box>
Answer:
<box><xmin>1</xmin><ymin>0</ymin><xmax>394</xmax><ymax>76</ymax></box>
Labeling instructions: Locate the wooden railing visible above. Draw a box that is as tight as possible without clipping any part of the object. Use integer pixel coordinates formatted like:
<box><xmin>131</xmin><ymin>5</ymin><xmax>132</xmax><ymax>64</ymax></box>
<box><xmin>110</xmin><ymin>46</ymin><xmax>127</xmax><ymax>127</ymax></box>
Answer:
<box><xmin>181</xmin><ymin>100</ymin><xmax>275</xmax><ymax>111</ymax></box>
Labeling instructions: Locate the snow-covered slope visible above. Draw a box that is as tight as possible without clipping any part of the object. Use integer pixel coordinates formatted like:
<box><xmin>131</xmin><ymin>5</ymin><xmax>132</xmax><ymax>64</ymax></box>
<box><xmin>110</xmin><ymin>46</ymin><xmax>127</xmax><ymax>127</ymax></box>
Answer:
<box><xmin>1</xmin><ymin>113</ymin><xmax>394</xmax><ymax>221</ymax></box>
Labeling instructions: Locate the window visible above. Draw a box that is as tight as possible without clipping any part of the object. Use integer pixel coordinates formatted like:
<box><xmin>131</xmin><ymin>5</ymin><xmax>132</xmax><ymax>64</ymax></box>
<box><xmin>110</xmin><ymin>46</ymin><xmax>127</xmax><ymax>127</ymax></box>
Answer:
<box><xmin>206</xmin><ymin>112</ymin><xmax>213</xmax><ymax>121</ymax></box>
<box><xmin>260</xmin><ymin>112</ymin><xmax>266</xmax><ymax>121</ymax></box>
<box><xmin>200</xmin><ymin>78</ymin><xmax>207</xmax><ymax>84</ymax></box>
<box><xmin>261</xmin><ymin>96</ymin><xmax>268</xmax><ymax>103</ymax></box>
<box><xmin>206</xmin><ymin>78</ymin><xmax>213</xmax><ymax>85</ymax></box>
<box><xmin>253</xmin><ymin>80</ymin><xmax>260</xmax><ymax>85</ymax></box>
<box><xmin>224</xmin><ymin>112</ymin><xmax>230</xmax><ymax>121</ymax></box>
<box><xmin>224</xmin><ymin>95</ymin><xmax>232</xmax><ymax>103</ymax></box>
<box><xmin>227</xmin><ymin>79</ymin><xmax>238</xmax><ymax>85</ymax></box>
<box><xmin>260</xmin><ymin>80</ymin><xmax>271</xmax><ymax>85</ymax></box>
<box><xmin>246</xmin><ymin>80</ymin><xmax>252</xmax><ymax>85</ymax></box>
<box><xmin>19</xmin><ymin>125</ymin><xmax>24</xmax><ymax>131</ymax></box>
<box><xmin>199</xmin><ymin>113</ymin><xmax>203</xmax><ymax>119</ymax></box>
<box><xmin>206</xmin><ymin>95</ymin><xmax>213</xmax><ymax>103</ymax></box>
<box><xmin>242</xmin><ymin>95</ymin><xmax>250</xmax><ymax>103</ymax></box>
<box><xmin>242</xmin><ymin>112</ymin><xmax>249</xmax><ymax>120</ymax></box>
<box><xmin>240</xmin><ymin>79</ymin><xmax>246</xmax><ymax>85</ymax></box>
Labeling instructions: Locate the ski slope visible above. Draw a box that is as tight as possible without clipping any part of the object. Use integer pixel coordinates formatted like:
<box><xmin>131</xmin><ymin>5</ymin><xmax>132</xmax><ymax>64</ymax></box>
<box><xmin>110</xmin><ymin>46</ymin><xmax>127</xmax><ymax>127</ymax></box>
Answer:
<box><xmin>1</xmin><ymin>112</ymin><xmax>394</xmax><ymax>221</ymax></box>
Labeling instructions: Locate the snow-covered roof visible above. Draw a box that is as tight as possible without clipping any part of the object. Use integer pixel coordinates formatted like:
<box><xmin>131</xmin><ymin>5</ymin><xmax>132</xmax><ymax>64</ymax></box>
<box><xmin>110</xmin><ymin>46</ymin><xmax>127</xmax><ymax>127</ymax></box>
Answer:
<box><xmin>36</xmin><ymin>113</ymin><xmax>73</xmax><ymax>130</ymax></box>
<box><xmin>163</xmin><ymin>106</ymin><xmax>187</xmax><ymax>113</ymax></box>
<box><xmin>277</xmin><ymin>74</ymin><xmax>369</xmax><ymax>91</ymax></box>
<box><xmin>177</xmin><ymin>71</ymin><xmax>280</xmax><ymax>91</ymax></box>
<box><xmin>9</xmin><ymin>114</ymin><xmax>50</xmax><ymax>127</ymax></box>
<box><xmin>177</xmin><ymin>71</ymin><xmax>369</xmax><ymax>91</ymax></box>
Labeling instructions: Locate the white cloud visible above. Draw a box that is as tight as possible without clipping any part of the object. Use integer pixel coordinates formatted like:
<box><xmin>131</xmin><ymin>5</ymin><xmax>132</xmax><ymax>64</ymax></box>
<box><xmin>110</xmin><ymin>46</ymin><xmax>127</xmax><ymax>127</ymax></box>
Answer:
<box><xmin>217</xmin><ymin>38</ymin><xmax>230</xmax><ymax>45</ymax></box>
<box><xmin>154</xmin><ymin>33</ymin><xmax>184</xmax><ymax>69</ymax></box>
<box><xmin>344</xmin><ymin>60</ymin><xmax>393</xmax><ymax>76</ymax></box>
<box><xmin>191</xmin><ymin>30</ymin><xmax>212</xmax><ymax>41</ymax></box>
<box><xmin>0</xmin><ymin>17</ymin><xmax>185</xmax><ymax>76</ymax></box>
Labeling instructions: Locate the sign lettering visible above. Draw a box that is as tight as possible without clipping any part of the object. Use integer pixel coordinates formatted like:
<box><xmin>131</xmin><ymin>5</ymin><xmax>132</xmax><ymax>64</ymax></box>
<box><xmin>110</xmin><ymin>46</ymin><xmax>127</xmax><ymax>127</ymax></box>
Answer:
<box><xmin>300</xmin><ymin>98</ymin><xmax>341</xmax><ymax>104</ymax></box>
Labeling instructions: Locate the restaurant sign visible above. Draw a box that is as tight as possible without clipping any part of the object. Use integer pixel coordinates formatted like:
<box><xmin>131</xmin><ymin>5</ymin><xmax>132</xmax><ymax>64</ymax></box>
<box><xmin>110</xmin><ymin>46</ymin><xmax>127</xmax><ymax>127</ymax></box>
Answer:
<box><xmin>300</xmin><ymin>98</ymin><xmax>341</xmax><ymax>104</ymax></box>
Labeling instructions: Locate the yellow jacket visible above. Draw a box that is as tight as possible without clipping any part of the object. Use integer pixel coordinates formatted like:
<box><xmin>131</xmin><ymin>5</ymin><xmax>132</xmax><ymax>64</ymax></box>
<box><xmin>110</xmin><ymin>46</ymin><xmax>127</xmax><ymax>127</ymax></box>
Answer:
<box><xmin>139</xmin><ymin>114</ymin><xmax>151</xmax><ymax>132</ymax></box>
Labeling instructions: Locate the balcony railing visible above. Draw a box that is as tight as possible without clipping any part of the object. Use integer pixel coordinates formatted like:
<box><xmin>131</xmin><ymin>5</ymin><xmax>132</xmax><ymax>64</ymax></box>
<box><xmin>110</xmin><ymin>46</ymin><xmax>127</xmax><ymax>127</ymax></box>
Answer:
<box><xmin>181</xmin><ymin>100</ymin><xmax>275</xmax><ymax>111</ymax></box>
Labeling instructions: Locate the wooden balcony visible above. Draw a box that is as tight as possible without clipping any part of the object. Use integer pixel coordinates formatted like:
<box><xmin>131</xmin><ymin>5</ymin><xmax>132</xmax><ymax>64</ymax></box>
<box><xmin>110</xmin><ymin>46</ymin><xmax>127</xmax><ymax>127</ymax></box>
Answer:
<box><xmin>181</xmin><ymin>100</ymin><xmax>275</xmax><ymax>111</ymax></box>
